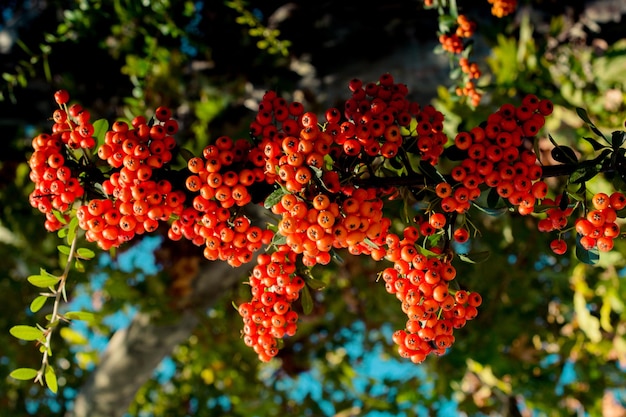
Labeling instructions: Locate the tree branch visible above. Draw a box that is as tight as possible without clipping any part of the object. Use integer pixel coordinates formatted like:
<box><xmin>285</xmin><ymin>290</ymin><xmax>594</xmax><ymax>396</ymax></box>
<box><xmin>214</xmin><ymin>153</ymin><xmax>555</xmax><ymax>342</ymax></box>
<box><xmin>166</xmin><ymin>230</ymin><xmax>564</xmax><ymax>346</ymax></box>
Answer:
<box><xmin>67</xmin><ymin>257</ymin><xmax>249</xmax><ymax>417</ymax></box>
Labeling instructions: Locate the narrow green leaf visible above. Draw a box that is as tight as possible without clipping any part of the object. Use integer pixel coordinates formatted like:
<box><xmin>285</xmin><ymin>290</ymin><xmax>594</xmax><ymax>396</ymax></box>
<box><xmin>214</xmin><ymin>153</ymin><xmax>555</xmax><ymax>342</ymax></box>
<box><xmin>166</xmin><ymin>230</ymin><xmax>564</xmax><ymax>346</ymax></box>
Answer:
<box><xmin>57</xmin><ymin>245</ymin><xmax>71</xmax><ymax>256</ymax></box>
<box><xmin>57</xmin><ymin>228</ymin><xmax>67</xmax><ymax>239</ymax></box>
<box><xmin>64</xmin><ymin>311</ymin><xmax>96</xmax><ymax>323</ymax></box>
<box><xmin>305</xmin><ymin>276</ymin><xmax>326</xmax><ymax>290</ymax></box>
<box><xmin>300</xmin><ymin>285</ymin><xmax>313</xmax><ymax>315</ymax></box>
<box><xmin>458</xmin><ymin>251</ymin><xmax>490</xmax><ymax>264</ymax></box>
<box><xmin>576</xmin><ymin>107</ymin><xmax>607</xmax><ymax>140</ymax></box>
<box><xmin>76</xmin><ymin>247</ymin><xmax>95</xmax><ymax>259</ymax></box>
<box><xmin>309</xmin><ymin>165</ymin><xmax>323</xmax><ymax>179</ymax></box>
<box><xmin>575</xmin><ymin>107</ymin><xmax>593</xmax><ymax>125</ymax></box>
<box><xmin>30</xmin><ymin>295</ymin><xmax>48</xmax><ymax>313</ymax></box>
<box><xmin>581</xmin><ymin>136</ymin><xmax>607</xmax><ymax>151</ymax></box>
<box><xmin>418</xmin><ymin>160</ymin><xmax>446</xmax><ymax>183</ymax></box>
<box><xmin>67</xmin><ymin>216</ymin><xmax>79</xmax><ymax>245</ymax></box>
<box><xmin>570</xmin><ymin>164</ymin><xmax>601</xmax><ymax>184</ymax></box>
<box><xmin>10</xmin><ymin>325</ymin><xmax>44</xmax><ymax>341</ymax></box>
<box><xmin>263</xmin><ymin>187</ymin><xmax>286</xmax><ymax>209</ymax></box>
<box><xmin>10</xmin><ymin>368</ymin><xmax>39</xmax><ymax>381</ymax></box>
<box><xmin>51</xmin><ymin>210</ymin><xmax>68</xmax><ymax>225</ymax></box>
<box><xmin>178</xmin><ymin>147</ymin><xmax>195</xmax><ymax>162</ymax></box>
<box><xmin>27</xmin><ymin>274</ymin><xmax>59</xmax><ymax>288</ymax></box>
<box><xmin>45</xmin><ymin>365</ymin><xmax>58</xmax><ymax>394</ymax></box>
<box><xmin>92</xmin><ymin>119</ymin><xmax>109</xmax><ymax>147</ymax></box>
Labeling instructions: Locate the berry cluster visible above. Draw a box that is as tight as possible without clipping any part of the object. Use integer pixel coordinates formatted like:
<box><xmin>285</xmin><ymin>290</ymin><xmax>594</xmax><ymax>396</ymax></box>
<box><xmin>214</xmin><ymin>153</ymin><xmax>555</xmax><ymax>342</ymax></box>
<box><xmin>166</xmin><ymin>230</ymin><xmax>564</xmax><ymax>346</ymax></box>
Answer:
<box><xmin>32</xmin><ymin>75</ymin><xmax>590</xmax><ymax>368</ymax></box>
<box><xmin>169</xmin><ymin>136</ymin><xmax>272</xmax><ymax>267</ymax></box>
<box><xmin>78</xmin><ymin>108</ymin><xmax>184</xmax><ymax>250</ymax></box>
<box><xmin>577</xmin><ymin>192</ymin><xmax>625</xmax><ymax>252</ymax></box>
<box><xmin>439</xmin><ymin>94</ymin><xmax>553</xmax><ymax>216</ymax></box>
<box><xmin>28</xmin><ymin>91</ymin><xmax>95</xmax><ymax>232</ymax></box>
<box><xmin>383</xmin><ymin>226</ymin><xmax>482</xmax><ymax>363</ymax></box>
<box><xmin>538</xmin><ymin>191</ymin><xmax>625</xmax><ymax>256</ymax></box>
<box><xmin>341</xmin><ymin>74</ymin><xmax>447</xmax><ymax>165</ymax></box>
<box><xmin>237</xmin><ymin>246</ymin><xmax>304</xmax><ymax>362</ymax></box>
<box><xmin>487</xmin><ymin>0</ymin><xmax>518</xmax><ymax>18</ymax></box>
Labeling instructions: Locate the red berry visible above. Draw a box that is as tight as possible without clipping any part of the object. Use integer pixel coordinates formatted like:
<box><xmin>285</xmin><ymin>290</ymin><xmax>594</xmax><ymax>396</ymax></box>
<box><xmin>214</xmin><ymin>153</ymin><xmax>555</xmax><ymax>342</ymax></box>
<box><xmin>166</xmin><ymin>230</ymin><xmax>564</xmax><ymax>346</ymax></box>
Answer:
<box><xmin>54</xmin><ymin>90</ymin><xmax>70</xmax><ymax>105</ymax></box>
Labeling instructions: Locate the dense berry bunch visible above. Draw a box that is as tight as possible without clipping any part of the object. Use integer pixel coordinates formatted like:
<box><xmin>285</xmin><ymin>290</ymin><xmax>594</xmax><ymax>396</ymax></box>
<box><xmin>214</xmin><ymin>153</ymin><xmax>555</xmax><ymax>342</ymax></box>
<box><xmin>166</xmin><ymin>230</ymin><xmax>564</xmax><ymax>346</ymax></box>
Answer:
<box><xmin>383</xmin><ymin>227</ymin><xmax>481</xmax><ymax>363</ymax></box>
<box><xmin>78</xmin><ymin>108</ymin><xmax>184</xmax><ymax>250</ymax></box>
<box><xmin>169</xmin><ymin>136</ymin><xmax>273</xmax><ymax>266</ymax></box>
<box><xmin>28</xmin><ymin>91</ymin><xmax>96</xmax><ymax>232</ymax></box>
<box><xmin>237</xmin><ymin>246</ymin><xmax>304</xmax><ymax>362</ymax></box>
<box><xmin>340</xmin><ymin>74</ymin><xmax>447</xmax><ymax>165</ymax></box>
<box><xmin>576</xmin><ymin>192</ymin><xmax>625</xmax><ymax>253</ymax></box>
<box><xmin>437</xmin><ymin>94</ymin><xmax>553</xmax><ymax>216</ymax></box>
<box><xmin>36</xmin><ymin>73</ymin><xmax>622</xmax><ymax>370</ymax></box>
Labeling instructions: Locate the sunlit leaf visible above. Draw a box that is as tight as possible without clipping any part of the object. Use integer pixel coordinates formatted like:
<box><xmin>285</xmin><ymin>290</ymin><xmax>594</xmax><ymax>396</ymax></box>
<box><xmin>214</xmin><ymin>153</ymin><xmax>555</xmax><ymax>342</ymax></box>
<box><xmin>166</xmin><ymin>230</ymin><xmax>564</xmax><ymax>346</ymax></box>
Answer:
<box><xmin>45</xmin><ymin>365</ymin><xmax>58</xmax><ymax>394</ymax></box>
<box><xmin>64</xmin><ymin>311</ymin><xmax>96</xmax><ymax>323</ymax></box>
<box><xmin>10</xmin><ymin>368</ymin><xmax>38</xmax><ymax>381</ymax></box>
<box><xmin>10</xmin><ymin>325</ymin><xmax>44</xmax><ymax>341</ymax></box>
<box><xmin>30</xmin><ymin>295</ymin><xmax>48</xmax><ymax>313</ymax></box>
<box><xmin>27</xmin><ymin>273</ymin><xmax>59</xmax><ymax>288</ymax></box>
<box><xmin>76</xmin><ymin>247</ymin><xmax>95</xmax><ymax>259</ymax></box>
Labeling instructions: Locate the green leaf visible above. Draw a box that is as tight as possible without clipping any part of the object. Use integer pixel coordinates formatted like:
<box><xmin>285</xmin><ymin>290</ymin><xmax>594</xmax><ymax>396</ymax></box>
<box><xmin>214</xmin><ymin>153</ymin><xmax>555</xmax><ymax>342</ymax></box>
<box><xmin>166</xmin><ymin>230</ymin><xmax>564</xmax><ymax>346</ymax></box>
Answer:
<box><xmin>263</xmin><ymin>187</ymin><xmax>286</xmax><ymax>209</ymax></box>
<box><xmin>10</xmin><ymin>325</ymin><xmax>44</xmax><ymax>341</ymax></box>
<box><xmin>57</xmin><ymin>245</ymin><xmax>71</xmax><ymax>256</ymax></box>
<box><xmin>10</xmin><ymin>368</ymin><xmax>39</xmax><ymax>381</ymax></box>
<box><xmin>575</xmin><ymin>107</ymin><xmax>593</xmax><ymax>125</ymax></box>
<box><xmin>575</xmin><ymin>234</ymin><xmax>599</xmax><ymax>265</ymax></box>
<box><xmin>611</xmin><ymin>131</ymin><xmax>625</xmax><ymax>149</ymax></box>
<box><xmin>51</xmin><ymin>210</ymin><xmax>68</xmax><ymax>225</ymax></box>
<box><xmin>60</xmin><ymin>327</ymin><xmax>88</xmax><ymax>345</ymax></box>
<box><xmin>309</xmin><ymin>165</ymin><xmax>323</xmax><ymax>179</ymax></box>
<box><xmin>576</xmin><ymin>107</ymin><xmax>607</xmax><ymax>140</ymax></box>
<box><xmin>92</xmin><ymin>118</ymin><xmax>109</xmax><ymax>147</ymax></box>
<box><xmin>486</xmin><ymin>186</ymin><xmax>501</xmax><ymax>210</ymax></box>
<box><xmin>30</xmin><ymin>295</ymin><xmax>48</xmax><ymax>313</ymax></box>
<box><xmin>178</xmin><ymin>147</ymin><xmax>195</xmax><ymax>162</ymax></box>
<box><xmin>67</xmin><ymin>216</ymin><xmax>78</xmax><ymax>245</ymax></box>
<box><xmin>64</xmin><ymin>311</ymin><xmax>96</xmax><ymax>323</ymax></box>
<box><xmin>418</xmin><ymin>160</ymin><xmax>446</xmax><ymax>183</ymax></box>
<box><xmin>458</xmin><ymin>251</ymin><xmax>490</xmax><ymax>264</ymax></box>
<box><xmin>305</xmin><ymin>276</ymin><xmax>326</xmax><ymax>290</ymax></box>
<box><xmin>45</xmin><ymin>365</ymin><xmax>58</xmax><ymax>394</ymax></box>
<box><xmin>76</xmin><ymin>247</ymin><xmax>95</xmax><ymax>259</ymax></box>
<box><xmin>300</xmin><ymin>285</ymin><xmax>313</xmax><ymax>315</ymax></box>
<box><xmin>551</xmin><ymin>145</ymin><xmax>578</xmax><ymax>164</ymax></box>
<box><xmin>581</xmin><ymin>136</ymin><xmax>607</xmax><ymax>151</ymax></box>
<box><xmin>27</xmin><ymin>272</ymin><xmax>59</xmax><ymax>288</ymax></box>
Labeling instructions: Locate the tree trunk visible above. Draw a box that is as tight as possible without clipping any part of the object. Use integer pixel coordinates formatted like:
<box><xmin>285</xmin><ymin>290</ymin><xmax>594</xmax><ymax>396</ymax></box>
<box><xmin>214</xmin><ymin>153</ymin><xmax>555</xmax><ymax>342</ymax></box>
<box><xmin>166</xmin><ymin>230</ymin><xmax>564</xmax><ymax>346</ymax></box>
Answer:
<box><xmin>67</xmin><ymin>250</ymin><xmax>250</xmax><ymax>417</ymax></box>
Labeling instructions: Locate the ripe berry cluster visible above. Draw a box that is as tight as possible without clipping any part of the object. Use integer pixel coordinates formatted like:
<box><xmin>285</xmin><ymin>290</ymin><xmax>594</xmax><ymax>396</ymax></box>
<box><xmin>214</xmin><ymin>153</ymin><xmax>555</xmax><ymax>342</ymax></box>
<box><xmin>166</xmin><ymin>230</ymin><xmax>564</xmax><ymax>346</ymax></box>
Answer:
<box><xmin>31</xmin><ymin>74</ymin><xmax>590</xmax><ymax>367</ymax></box>
<box><xmin>383</xmin><ymin>226</ymin><xmax>482</xmax><ymax>363</ymax></box>
<box><xmin>28</xmin><ymin>91</ymin><xmax>96</xmax><ymax>232</ymax></box>
<box><xmin>577</xmin><ymin>192</ymin><xmax>625</xmax><ymax>252</ymax></box>
<box><xmin>169</xmin><ymin>135</ymin><xmax>274</xmax><ymax>267</ymax></box>
<box><xmin>438</xmin><ymin>94</ymin><xmax>553</xmax><ymax>216</ymax></box>
<box><xmin>487</xmin><ymin>0</ymin><xmax>518</xmax><ymax>18</ymax></box>
<box><xmin>341</xmin><ymin>73</ymin><xmax>447</xmax><ymax>165</ymax></box>
<box><xmin>78</xmin><ymin>107</ymin><xmax>184</xmax><ymax>250</ymax></box>
<box><xmin>237</xmin><ymin>246</ymin><xmax>304</xmax><ymax>362</ymax></box>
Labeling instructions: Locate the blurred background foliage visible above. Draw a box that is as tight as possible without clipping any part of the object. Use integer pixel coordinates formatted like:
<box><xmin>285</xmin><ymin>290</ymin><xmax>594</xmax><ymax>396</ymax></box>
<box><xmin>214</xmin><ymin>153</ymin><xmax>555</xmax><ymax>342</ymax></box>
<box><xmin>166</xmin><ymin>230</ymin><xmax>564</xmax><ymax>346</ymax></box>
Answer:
<box><xmin>1</xmin><ymin>0</ymin><xmax>625</xmax><ymax>416</ymax></box>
